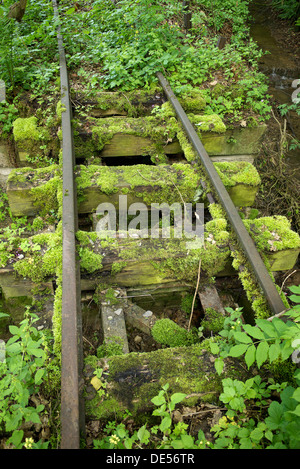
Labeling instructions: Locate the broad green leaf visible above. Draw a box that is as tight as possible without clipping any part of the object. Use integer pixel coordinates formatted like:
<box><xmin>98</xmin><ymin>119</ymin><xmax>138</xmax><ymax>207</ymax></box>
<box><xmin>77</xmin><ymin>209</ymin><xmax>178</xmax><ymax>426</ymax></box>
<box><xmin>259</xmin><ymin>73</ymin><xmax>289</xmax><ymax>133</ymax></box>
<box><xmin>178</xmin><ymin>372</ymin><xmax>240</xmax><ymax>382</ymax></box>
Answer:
<box><xmin>180</xmin><ymin>434</ymin><xmax>195</xmax><ymax>449</ymax></box>
<box><xmin>66</xmin><ymin>7</ymin><xmax>76</xmax><ymax>15</ymax></box>
<box><xmin>151</xmin><ymin>393</ymin><xmax>166</xmax><ymax>406</ymax></box>
<box><xmin>265</xmin><ymin>401</ymin><xmax>283</xmax><ymax>430</ymax></box>
<box><xmin>228</xmin><ymin>343</ymin><xmax>248</xmax><ymax>357</ymax></box>
<box><xmin>215</xmin><ymin>357</ymin><xmax>224</xmax><ymax>375</ymax></box>
<box><xmin>256</xmin><ymin>341</ymin><xmax>269</xmax><ymax>368</ymax></box>
<box><xmin>159</xmin><ymin>415</ymin><xmax>172</xmax><ymax>433</ymax></box>
<box><xmin>8</xmin><ymin>429</ymin><xmax>24</xmax><ymax>448</ymax></box>
<box><xmin>288</xmin><ymin>295</ymin><xmax>300</xmax><ymax>303</ymax></box>
<box><xmin>243</xmin><ymin>324</ymin><xmax>265</xmax><ymax>340</ymax></box>
<box><xmin>239</xmin><ymin>437</ymin><xmax>252</xmax><ymax>449</ymax></box>
<box><xmin>137</xmin><ymin>424</ymin><xmax>150</xmax><ymax>444</ymax></box>
<box><xmin>289</xmin><ymin>286</ymin><xmax>300</xmax><ymax>294</ymax></box>
<box><xmin>292</xmin><ymin>388</ymin><xmax>300</xmax><ymax>402</ymax></box>
<box><xmin>268</xmin><ymin>342</ymin><xmax>281</xmax><ymax>363</ymax></box>
<box><xmin>233</xmin><ymin>331</ymin><xmax>253</xmax><ymax>344</ymax></box>
<box><xmin>255</xmin><ymin>319</ymin><xmax>275</xmax><ymax>338</ymax></box>
<box><xmin>8</xmin><ymin>325</ymin><xmax>20</xmax><ymax>336</ymax></box>
<box><xmin>210</xmin><ymin>342</ymin><xmax>219</xmax><ymax>354</ymax></box>
<box><xmin>250</xmin><ymin>427</ymin><xmax>264</xmax><ymax>442</ymax></box>
<box><xmin>170</xmin><ymin>392</ymin><xmax>187</xmax><ymax>405</ymax></box>
<box><xmin>0</xmin><ymin>312</ymin><xmax>9</xmax><ymax>319</ymax></box>
<box><xmin>35</xmin><ymin>368</ymin><xmax>45</xmax><ymax>385</ymax></box>
<box><xmin>288</xmin><ymin>404</ymin><xmax>300</xmax><ymax>417</ymax></box>
<box><xmin>245</xmin><ymin>344</ymin><xmax>256</xmax><ymax>368</ymax></box>
<box><xmin>170</xmin><ymin>439</ymin><xmax>184</xmax><ymax>449</ymax></box>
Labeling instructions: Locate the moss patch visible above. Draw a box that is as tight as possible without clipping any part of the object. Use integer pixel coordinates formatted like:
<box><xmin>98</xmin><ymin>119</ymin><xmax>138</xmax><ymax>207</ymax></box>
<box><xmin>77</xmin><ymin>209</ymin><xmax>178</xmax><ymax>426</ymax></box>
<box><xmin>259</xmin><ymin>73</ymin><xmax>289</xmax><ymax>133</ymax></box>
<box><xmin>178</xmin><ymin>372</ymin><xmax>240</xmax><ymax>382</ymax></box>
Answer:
<box><xmin>243</xmin><ymin>216</ymin><xmax>300</xmax><ymax>252</ymax></box>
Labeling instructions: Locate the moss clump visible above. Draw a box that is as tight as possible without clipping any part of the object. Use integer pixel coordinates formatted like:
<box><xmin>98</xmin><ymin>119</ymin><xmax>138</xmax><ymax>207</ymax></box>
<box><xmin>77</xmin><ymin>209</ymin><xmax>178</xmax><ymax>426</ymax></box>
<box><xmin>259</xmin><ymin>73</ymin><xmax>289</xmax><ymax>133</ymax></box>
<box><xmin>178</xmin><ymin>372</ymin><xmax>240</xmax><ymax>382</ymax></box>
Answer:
<box><xmin>13</xmin><ymin>231</ymin><xmax>62</xmax><ymax>283</ymax></box>
<box><xmin>178</xmin><ymin>89</ymin><xmax>207</xmax><ymax>113</ymax></box>
<box><xmin>97</xmin><ymin>336</ymin><xmax>124</xmax><ymax>358</ymax></box>
<box><xmin>209</xmin><ymin>203</ymin><xmax>226</xmax><ymax>220</ymax></box>
<box><xmin>151</xmin><ymin>318</ymin><xmax>197</xmax><ymax>347</ymax></box>
<box><xmin>78</xmin><ymin>247</ymin><xmax>103</xmax><ymax>273</ymax></box>
<box><xmin>201</xmin><ymin>308</ymin><xmax>225</xmax><ymax>335</ymax></box>
<box><xmin>243</xmin><ymin>216</ymin><xmax>300</xmax><ymax>252</ymax></box>
<box><xmin>13</xmin><ymin>117</ymin><xmax>40</xmax><ymax>141</ymax></box>
<box><xmin>189</xmin><ymin>113</ymin><xmax>226</xmax><ymax>134</ymax></box>
<box><xmin>214</xmin><ymin>161</ymin><xmax>261</xmax><ymax>187</ymax></box>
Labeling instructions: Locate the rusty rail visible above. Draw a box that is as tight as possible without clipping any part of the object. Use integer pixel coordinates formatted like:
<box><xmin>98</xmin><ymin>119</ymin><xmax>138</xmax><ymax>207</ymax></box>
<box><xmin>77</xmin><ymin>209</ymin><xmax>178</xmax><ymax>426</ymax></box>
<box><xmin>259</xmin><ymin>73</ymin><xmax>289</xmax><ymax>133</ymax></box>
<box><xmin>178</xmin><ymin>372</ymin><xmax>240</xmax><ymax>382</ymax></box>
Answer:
<box><xmin>52</xmin><ymin>0</ymin><xmax>84</xmax><ymax>449</ymax></box>
<box><xmin>157</xmin><ymin>72</ymin><xmax>287</xmax><ymax>317</ymax></box>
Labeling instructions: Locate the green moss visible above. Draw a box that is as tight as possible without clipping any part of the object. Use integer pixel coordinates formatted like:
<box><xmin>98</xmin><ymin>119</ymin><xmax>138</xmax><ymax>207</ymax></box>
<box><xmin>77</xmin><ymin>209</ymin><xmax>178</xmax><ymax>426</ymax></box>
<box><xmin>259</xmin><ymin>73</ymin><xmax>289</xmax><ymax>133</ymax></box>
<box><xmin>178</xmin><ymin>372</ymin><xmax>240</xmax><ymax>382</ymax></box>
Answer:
<box><xmin>78</xmin><ymin>246</ymin><xmax>103</xmax><ymax>273</ymax></box>
<box><xmin>13</xmin><ymin>117</ymin><xmax>40</xmax><ymax>141</ymax></box>
<box><xmin>151</xmin><ymin>318</ymin><xmax>197</xmax><ymax>347</ymax></box>
<box><xmin>52</xmin><ymin>283</ymin><xmax>62</xmax><ymax>356</ymax></box>
<box><xmin>111</xmin><ymin>261</ymin><xmax>127</xmax><ymax>275</ymax></box>
<box><xmin>209</xmin><ymin>203</ymin><xmax>226</xmax><ymax>220</ymax></box>
<box><xmin>97</xmin><ymin>336</ymin><xmax>124</xmax><ymax>358</ymax></box>
<box><xmin>189</xmin><ymin>114</ymin><xmax>226</xmax><ymax>134</ymax></box>
<box><xmin>76</xmin><ymin>162</ymin><xmax>202</xmax><ymax>207</ymax></box>
<box><xmin>85</xmin><ymin>342</ymin><xmax>250</xmax><ymax>422</ymax></box>
<box><xmin>91</xmin><ymin>114</ymin><xmax>178</xmax><ymax>151</ymax></box>
<box><xmin>243</xmin><ymin>216</ymin><xmax>300</xmax><ymax>252</ymax></box>
<box><xmin>201</xmin><ymin>308</ymin><xmax>225</xmax><ymax>335</ymax></box>
<box><xmin>214</xmin><ymin>161</ymin><xmax>261</xmax><ymax>187</ymax></box>
<box><xmin>13</xmin><ymin>232</ymin><xmax>62</xmax><ymax>283</ymax></box>
<box><xmin>178</xmin><ymin>89</ymin><xmax>207</xmax><ymax>113</ymax></box>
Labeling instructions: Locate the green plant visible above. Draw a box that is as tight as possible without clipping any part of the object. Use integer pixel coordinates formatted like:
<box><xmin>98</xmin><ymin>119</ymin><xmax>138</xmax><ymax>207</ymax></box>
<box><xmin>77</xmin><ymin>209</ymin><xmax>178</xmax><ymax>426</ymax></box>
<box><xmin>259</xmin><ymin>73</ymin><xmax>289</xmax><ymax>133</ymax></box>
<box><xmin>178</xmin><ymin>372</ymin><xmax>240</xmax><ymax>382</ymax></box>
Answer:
<box><xmin>96</xmin><ymin>336</ymin><xmax>124</xmax><ymax>358</ymax></box>
<box><xmin>0</xmin><ymin>309</ymin><xmax>49</xmax><ymax>448</ymax></box>
<box><xmin>0</xmin><ymin>102</ymin><xmax>18</xmax><ymax>135</ymax></box>
<box><xmin>209</xmin><ymin>285</ymin><xmax>300</xmax><ymax>448</ymax></box>
<box><xmin>93</xmin><ymin>383</ymin><xmax>207</xmax><ymax>449</ymax></box>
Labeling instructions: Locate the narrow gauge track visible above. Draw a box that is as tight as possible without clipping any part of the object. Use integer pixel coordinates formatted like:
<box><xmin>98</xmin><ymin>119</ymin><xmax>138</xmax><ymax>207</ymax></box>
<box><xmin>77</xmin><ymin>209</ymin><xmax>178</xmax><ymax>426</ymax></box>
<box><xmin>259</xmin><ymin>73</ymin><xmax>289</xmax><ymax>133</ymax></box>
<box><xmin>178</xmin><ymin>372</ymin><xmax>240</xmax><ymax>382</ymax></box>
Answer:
<box><xmin>51</xmin><ymin>2</ymin><xmax>289</xmax><ymax>449</ymax></box>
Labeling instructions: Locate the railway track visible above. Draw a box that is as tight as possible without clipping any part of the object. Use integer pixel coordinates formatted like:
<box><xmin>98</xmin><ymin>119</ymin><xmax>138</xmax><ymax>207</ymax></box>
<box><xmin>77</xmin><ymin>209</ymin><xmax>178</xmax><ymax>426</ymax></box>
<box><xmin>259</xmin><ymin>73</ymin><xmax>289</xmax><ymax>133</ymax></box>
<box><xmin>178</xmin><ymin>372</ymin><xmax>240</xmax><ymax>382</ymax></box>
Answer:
<box><xmin>1</xmin><ymin>0</ymin><xmax>299</xmax><ymax>450</ymax></box>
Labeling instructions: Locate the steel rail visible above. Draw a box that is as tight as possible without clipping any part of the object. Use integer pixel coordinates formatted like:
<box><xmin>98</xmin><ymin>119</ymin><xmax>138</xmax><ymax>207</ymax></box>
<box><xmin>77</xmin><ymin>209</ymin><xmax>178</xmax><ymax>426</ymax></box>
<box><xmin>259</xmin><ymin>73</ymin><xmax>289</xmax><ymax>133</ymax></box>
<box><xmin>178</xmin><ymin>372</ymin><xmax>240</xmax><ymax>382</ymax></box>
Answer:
<box><xmin>52</xmin><ymin>0</ymin><xmax>84</xmax><ymax>449</ymax></box>
<box><xmin>157</xmin><ymin>72</ymin><xmax>287</xmax><ymax>317</ymax></box>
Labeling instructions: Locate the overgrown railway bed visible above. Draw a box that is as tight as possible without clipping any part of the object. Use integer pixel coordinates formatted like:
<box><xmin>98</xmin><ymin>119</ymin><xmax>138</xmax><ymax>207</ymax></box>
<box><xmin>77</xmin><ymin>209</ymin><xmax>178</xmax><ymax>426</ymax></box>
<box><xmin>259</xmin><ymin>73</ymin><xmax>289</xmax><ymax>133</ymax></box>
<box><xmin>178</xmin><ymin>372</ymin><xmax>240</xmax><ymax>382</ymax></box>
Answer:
<box><xmin>0</xmin><ymin>0</ymin><xmax>299</xmax><ymax>449</ymax></box>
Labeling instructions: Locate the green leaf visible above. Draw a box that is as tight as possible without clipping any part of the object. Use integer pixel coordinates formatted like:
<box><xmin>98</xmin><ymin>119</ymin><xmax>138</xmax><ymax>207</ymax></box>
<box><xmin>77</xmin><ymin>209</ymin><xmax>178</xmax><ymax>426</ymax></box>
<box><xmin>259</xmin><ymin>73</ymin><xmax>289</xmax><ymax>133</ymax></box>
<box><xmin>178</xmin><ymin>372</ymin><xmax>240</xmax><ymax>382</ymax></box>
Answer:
<box><xmin>171</xmin><ymin>439</ymin><xmax>184</xmax><ymax>449</ymax></box>
<box><xmin>170</xmin><ymin>393</ymin><xmax>187</xmax><ymax>405</ymax></box>
<box><xmin>250</xmin><ymin>427</ymin><xmax>264</xmax><ymax>442</ymax></box>
<box><xmin>265</xmin><ymin>401</ymin><xmax>283</xmax><ymax>430</ymax></box>
<box><xmin>210</xmin><ymin>342</ymin><xmax>219</xmax><ymax>354</ymax></box>
<box><xmin>137</xmin><ymin>424</ymin><xmax>150</xmax><ymax>444</ymax></box>
<box><xmin>228</xmin><ymin>343</ymin><xmax>248</xmax><ymax>357</ymax></box>
<box><xmin>268</xmin><ymin>342</ymin><xmax>281</xmax><ymax>363</ymax></box>
<box><xmin>0</xmin><ymin>312</ymin><xmax>9</xmax><ymax>319</ymax></box>
<box><xmin>34</xmin><ymin>368</ymin><xmax>45</xmax><ymax>385</ymax></box>
<box><xmin>292</xmin><ymin>388</ymin><xmax>300</xmax><ymax>402</ymax></box>
<box><xmin>8</xmin><ymin>325</ymin><xmax>20</xmax><ymax>336</ymax></box>
<box><xmin>8</xmin><ymin>429</ymin><xmax>24</xmax><ymax>448</ymax></box>
<box><xmin>233</xmin><ymin>331</ymin><xmax>253</xmax><ymax>344</ymax></box>
<box><xmin>245</xmin><ymin>344</ymin><xmax>256</xmax><ymax>368</ymax></box>
<box><xmin>215</xmin><ymin>357</ymin><xmax>224</xmax><ymax>375</ymax></box>
<box><xmin>256</xmin><ymin>341</ymin><xmax>269</xmax><ymax>368</ymax></box>
<box><xmin>239</xmin><ymin>437</ymin><xmax>253</xmax><ymax>449</ymax></box>
<box><xmin>180</xmin><ymin>434</ymin><xmax>195</xmax><ymax>449</ymax></box>
<box><xmin>288</xmin><ymin>295</ymin><xmax>300</xmax><ymax>303</ymax></box>
<box><xmin>66</xmin><ymin>7</ymin><xmax>76</xmax><ymax>15</ymax></box>
<box><xmin>243</xmin><ymin>324</ymin><xmax>265</xmax><ymax>340</ymax></box>
<box><xmin>159</xmin><ymin>415</ymin><xmax>172</xmax><ymax>433</ymax></box>
<box><xmin>151</xmin><ymin>393</ymin><xmax>166</xmax><ymax>406</ymax></box>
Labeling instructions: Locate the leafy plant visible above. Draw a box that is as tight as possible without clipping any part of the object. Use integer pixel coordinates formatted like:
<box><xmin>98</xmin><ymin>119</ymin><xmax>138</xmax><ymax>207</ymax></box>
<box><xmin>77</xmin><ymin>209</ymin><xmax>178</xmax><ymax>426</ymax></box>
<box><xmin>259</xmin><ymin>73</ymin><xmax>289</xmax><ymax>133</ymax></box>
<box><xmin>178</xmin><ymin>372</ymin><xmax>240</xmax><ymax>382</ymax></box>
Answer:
<box><xmin>0</xmin><ymin>309</ymin><xmax>49</xmax><ymax>448</ymax></box>
<box><xmin>209</xmin><ymin>285</ymin><xmax>300</xmax><ymax>448</ymax></box>
<box><xmin>93</xmin><ymin>383</ymin><xmax>207</xmax><ymax>449</ymax></box>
